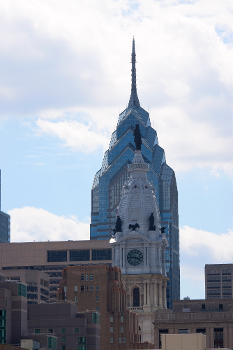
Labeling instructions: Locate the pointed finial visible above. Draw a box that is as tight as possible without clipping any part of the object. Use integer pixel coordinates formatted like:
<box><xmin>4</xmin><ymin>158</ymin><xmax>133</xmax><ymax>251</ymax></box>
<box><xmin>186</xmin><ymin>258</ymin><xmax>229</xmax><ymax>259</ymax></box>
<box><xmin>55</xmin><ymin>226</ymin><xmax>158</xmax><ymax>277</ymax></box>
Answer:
<box><xmin>128</xmin><ymin>38</ymin><xmax>140</xmax><ymax>108</ymax></box>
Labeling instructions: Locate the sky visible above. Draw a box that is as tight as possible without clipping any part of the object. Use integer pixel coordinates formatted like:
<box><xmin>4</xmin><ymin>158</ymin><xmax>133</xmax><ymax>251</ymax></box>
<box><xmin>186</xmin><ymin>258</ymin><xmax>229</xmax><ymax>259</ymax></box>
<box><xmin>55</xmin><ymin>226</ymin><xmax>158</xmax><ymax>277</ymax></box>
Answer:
<box><xmin>0</xmin><ymin>0</ymin><xmax>232</xmax><ymax>300</ymax></box>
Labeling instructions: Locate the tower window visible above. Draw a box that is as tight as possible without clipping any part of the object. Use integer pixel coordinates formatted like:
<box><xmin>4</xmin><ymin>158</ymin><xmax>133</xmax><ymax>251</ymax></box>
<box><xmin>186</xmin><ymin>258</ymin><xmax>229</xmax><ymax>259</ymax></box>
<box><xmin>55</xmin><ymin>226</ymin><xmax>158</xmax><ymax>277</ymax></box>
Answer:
<box><xmin>133</xmin><ymin>287</ymin><xmax>140</xmax><ymax>307</ymax></box>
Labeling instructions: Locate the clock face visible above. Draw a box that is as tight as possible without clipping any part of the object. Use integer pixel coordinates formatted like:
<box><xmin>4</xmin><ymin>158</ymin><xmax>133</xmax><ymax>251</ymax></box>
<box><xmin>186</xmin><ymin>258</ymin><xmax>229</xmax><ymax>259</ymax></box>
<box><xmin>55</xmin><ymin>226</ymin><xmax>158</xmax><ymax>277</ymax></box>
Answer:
<box><xmin>127</xmin><ymin>249</ymin><xmax>143</xmax><ymax>266</ymax></box>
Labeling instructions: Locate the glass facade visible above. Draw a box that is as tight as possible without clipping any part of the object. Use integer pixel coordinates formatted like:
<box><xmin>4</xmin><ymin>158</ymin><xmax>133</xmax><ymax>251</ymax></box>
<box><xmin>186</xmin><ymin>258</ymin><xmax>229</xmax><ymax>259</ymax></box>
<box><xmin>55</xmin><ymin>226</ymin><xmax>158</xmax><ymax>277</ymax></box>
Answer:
<box><xmin>70</xmin><ymin>250</ymin><xmax>90</xmax><ymax>262</ymax></box>
<box><xmin>0</xmin><ymin>171</ymin><xmax>10</xmax><ymax>243</ymax></box>
<box><xmin>0</xmin><ymin>212</ymin><xmax>10</xmax><ymax>243</ymax></box>
<box><xmin>92</xmin><ymin>249</ymin><xmax>112</xmax><ymax>261</ymax></box>
<box><xmin>47</xmin><ymin>250</ymin><xmax>67</xmax><ymax>262</ymax></box>
<box><xmin>0</xmin><ymin>310</ymin><xmax>6</xmax><ymax>344</ymax></box>
<box><xmin>90</xmin><ymin>103</ymin><xmax>180</xmax><ymax>307</ymax></box>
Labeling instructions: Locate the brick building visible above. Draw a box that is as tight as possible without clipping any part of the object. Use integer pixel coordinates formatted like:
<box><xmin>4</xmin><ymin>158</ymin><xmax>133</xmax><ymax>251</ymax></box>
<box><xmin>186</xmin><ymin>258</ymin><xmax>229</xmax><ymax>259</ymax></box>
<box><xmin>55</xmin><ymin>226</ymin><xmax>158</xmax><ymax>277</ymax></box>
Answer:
<box><xmin>58</xmin><ymin>264</ymin><xmax>140</xmax><ymax>350</ymax></box>
<box><xmin>0</xmin><ymin>274</ymin><xmax>28</xmax><ymax>345</ymax></box>
<box><xmin>28</xmin><ymin>303</ymin><xmax>100</xmax><ymax>350</ymax></box>
<box><xmin>1</xmin><ymin>270</ymin><xmax>49</xmax><ymax>304</ymax></box>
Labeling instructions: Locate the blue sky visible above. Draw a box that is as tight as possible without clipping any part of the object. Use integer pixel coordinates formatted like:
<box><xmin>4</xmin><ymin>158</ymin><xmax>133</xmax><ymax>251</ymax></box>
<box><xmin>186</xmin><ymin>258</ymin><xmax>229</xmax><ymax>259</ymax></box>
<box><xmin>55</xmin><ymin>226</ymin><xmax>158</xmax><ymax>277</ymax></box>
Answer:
<box><xmin>0</xmin><ymin>0</ymin><xmax>233</xmax><ymax>300</ymax></box>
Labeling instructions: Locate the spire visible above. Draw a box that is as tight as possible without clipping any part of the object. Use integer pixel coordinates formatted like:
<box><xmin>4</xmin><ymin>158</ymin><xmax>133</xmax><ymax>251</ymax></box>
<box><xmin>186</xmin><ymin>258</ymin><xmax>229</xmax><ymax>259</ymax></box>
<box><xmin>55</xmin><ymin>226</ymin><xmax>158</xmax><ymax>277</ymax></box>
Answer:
<box><xmin>128</xmin><ymin>38</ymin><xmax>140</xmax><ymax>108</ymax></box>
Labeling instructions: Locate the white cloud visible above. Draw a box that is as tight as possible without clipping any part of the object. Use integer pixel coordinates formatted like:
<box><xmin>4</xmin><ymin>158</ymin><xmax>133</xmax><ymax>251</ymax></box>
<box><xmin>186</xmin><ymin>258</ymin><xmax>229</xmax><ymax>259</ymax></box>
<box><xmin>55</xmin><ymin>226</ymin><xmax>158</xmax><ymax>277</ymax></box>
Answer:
<box><xmin>0</xmin><ymin>0</ymin><xmax>232</xmax><ymax>172</ymax></box>
<box><xmin>152</xmin><ymin>105</ymin><xmax>233</xmax><ymax>174</ymax></box>
<box><xmin>36</xmin><ymin>118</ymin><xmax>109</xmax><ymax>153</ymax></box>
<box><xmin>180</xmin><ymin>224</ymin><xmax>233</xmax><ymax>298</ymax></box>
<box><xmin>8</xmin><ymin>207</ymin><xmax>90</xmax><ymax>242</ymax></box>
<box><xmin>180</xmin><ymin>225</ymin><xmax>233</xmax><ymax>262</ymax></box>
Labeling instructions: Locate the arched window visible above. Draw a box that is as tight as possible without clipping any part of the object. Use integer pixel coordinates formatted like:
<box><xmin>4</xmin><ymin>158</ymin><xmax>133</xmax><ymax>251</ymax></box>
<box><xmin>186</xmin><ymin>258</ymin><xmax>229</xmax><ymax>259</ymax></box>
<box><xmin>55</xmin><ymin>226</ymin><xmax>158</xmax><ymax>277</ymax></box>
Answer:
<box><xmin>133</xmin><ymin>287</ymin><xmax>140</xmax><ymax>307</ymax></box>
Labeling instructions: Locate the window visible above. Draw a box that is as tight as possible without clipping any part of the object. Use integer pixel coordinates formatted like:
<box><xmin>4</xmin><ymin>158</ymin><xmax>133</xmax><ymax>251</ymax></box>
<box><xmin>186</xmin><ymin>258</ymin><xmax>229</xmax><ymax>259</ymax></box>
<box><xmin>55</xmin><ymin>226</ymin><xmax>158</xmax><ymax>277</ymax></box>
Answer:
<box><xmin>18</xmin><ymin>284</ymin><xmax>27</xmax><ymax>297</ymax></box>
<box><xmin>61</xmin><ymin>328</ymin><xmax>66</xmax><ymax>334</ymax></box>
<box><xmin>214</xmin><ymin>328</ymin><xmax>224</xmax><ymax>348</ymax></box>
<box><xmin>120</xmin><ymin>326</ymin><xmax>124</xmax><ymax>333</ymax></box>
<box><xmin>89</xmin><ymin>285</ymin><xmax>94</xmax><ymax>291</ymax></box>
<box><xmin>48</xmin><ymin>328</ymin><xmax>53</xmax><ymax>334</ymax></box>
<box><xmin>92</xmin><ymin>312</ymin><xmax>99</xmax><ymax>324</ymax></box>
<box><xmin>92</xmin><ymin>249</ymin><xmax>112</xmax><ymax>261</ymax></box>
<box><xmin>48</xmin><ymin>336</ymin><xmax>56</xmax><ymax>349</ymax></box>
<box><xmin>74</xmin><ymin>296</ymin><xmax>78</xmax><ymax>303</ymax></box>
<box><xmin>27</xmin><ymin>293</ymin><xmax>38</xmax><ymax>300</ymax></box>
<box><xmin>110</xmin><ymin>327</ymin><xmax>113</xmax><ymax>333</ymax></box>
<box><xmin>81</xmin><ymin>274</ymin><xmax>84</xmax><ymax>281</ymax></box>
<box><xmin>159</xmin><ymin>329</ymin><xmax>168</xmax><ymax>349</ymax></box>
<box><xmin>74</xmin><ymin>285</ymin><xmax>78</xmax><ymax>292</ymax></box>
<box><xmin>110</xmin><ymin>315</ymin><xmax>113</xmax><ymax>323</ymax></box>
<box><xmin>201</xmin><ymin>303</ymin><xmax>205</xmax><ymax>310</ymax></box>
<box><xmin>27</xmin><ymin>285</ymin><xmax>38</xmax><ymax>292</ymax></box>
<box><xmin>196</xmin><ymin>328</ymin><xmax>206</xmax><ymax>334</ymax></box>
<box><xmin>81</xmin><ymin>286</ymin><xmax>84</xmax><ymax>292</ymax></box>
<box><xmin>120</xmin><ymin>315</ymin><xmax>124</xmax><ymax>322</ymax></box>
<box><xmin>110</xmin><ymin>337</ymin><xmax>114</xmax><ymax>343</ymax></box>
<box><xmin>86</xmin><ymin>274</ymin><xmax>88</xmax><ymax>281</ymax></box>
<box><xmin>0</xmin><ymin>310</ymin><xmax>6</xmax><ymax>318</ymax></box>
<box><xmin>78</xmin><ymin>337</ymin><xmax>86</xmax><ymax>344</ymax></box>
<box><xmin>47</xmin><ymin>250</ymin><xmax>67</xmax><ymax>262</ymax></box>
<box><xmin>178</xmin><ymin>329</ymin><xmax>189</xmax><ymax>334</ymax></box>
<box><xmin>96</xmin><ymin>286</ymin><xmax>100</xmax><ymax>291</ymax></box>
<box><xmin>133</xmin><ymin>287</ymin><xmax>140</xmax><ymax>307</ymax></box>
<box><xmin>89</xmin><ymin>274</ymin><xmax>94</xmax><ymax>280</ymax></box>
<box><xmin>219</xmin><ymin>303</ymin><xmax>223</xmax><ymax>311</ymax></box>
<box><xmin>69</xmin><ymin>249</ymin><xmax>90</xmax><ymax>261</ymax></box>
<box><xmin>74</xmin><ymin>328</ymin><xmax>79</xmax><ymax>334</ymax></box>
<box><xmin>35</xmin><ymin>328</ymin><xmax>40</xmax><ymax>334</ymax></box>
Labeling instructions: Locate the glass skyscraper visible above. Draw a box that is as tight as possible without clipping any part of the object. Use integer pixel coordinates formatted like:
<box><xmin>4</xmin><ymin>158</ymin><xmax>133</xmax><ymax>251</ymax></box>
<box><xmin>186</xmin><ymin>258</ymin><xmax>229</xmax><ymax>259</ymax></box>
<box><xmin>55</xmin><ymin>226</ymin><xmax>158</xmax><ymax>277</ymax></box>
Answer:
<box><xmin>90</xmin><ymin>39</ymin><xmax>179</xmax><ymax>307</ymax></box>
<box><xmin>0</xmin><ymin>170</ymin><xmax>10</xmax><ymax>243</ymax></box>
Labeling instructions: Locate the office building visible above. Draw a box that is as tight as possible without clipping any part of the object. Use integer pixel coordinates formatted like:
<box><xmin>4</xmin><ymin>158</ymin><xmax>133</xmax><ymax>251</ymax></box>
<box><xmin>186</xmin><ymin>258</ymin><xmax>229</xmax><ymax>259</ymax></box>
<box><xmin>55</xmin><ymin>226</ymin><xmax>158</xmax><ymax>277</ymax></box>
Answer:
<box><xmin>58</xmin><ymin>264</ymin><xmax>141</xmax><ymax>350</ymax></box>
<box><xmin>90</xmin><ymin>39</ymin><xmax>179</xmax><ymax>308</ymax></box>
<box><xmin>0</xmin><ymin>240</ymin><xmax>111</xmax><ymax>302</ymax></box>
<box><xmin>28</xmin><ymin>304</ymin><xmax>100</xmax><ymax>350</ymax></box>
<box><xmin>0</xmin><ymin>170</ymin><xmax>10</xmax><ymax>243</ymax></box>
<box><xmin>205</xmin><ymin>264</ymin><xmax>233</xmax><ymax>299</ymax></box>
<box><xmin>153</xmin><ymin>298</ymin><xmax>233</xmax><ymax>349</ymax></box>
<box><xmin>1</xmin><ymin>269</ymin><xmax>50</xmax><ymax>304</ymax></box>
<box><xmin>0</xmin><ymin>274</ymin><xmax>28</xmax><ymax>345</ymax></box>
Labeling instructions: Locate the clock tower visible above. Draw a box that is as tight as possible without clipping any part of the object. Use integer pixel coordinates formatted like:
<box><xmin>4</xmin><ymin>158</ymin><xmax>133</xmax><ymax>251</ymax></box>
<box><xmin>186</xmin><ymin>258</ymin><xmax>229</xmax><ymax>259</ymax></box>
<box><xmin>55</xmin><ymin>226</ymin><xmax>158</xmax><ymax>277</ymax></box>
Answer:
<box><xmin>110</xmin><ymin>126</ymin><xmax>168</xmax><ymax>344</ymax></box>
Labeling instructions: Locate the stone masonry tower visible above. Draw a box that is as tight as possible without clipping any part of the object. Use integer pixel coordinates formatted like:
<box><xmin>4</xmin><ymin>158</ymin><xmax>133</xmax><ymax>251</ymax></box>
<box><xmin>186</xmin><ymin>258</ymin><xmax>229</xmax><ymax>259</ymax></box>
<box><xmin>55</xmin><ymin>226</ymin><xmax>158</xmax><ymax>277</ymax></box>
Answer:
<box><xmin>110</xmin><ymin>125</ymin><xmax>168</xmax><ymax>344</ymax></box>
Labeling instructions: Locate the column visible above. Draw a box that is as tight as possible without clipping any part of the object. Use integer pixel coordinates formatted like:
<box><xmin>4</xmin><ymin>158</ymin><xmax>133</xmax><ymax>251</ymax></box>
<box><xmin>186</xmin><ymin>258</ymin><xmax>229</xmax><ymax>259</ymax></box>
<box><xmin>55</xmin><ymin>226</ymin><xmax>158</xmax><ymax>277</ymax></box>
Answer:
<box><xmin>157</xmin><ymin>282</ymin><xmax>160</xmax><ymax>307</ymax></box>
<box><xmin>163</xmin><ymin>281</ymin><xmax>167</xmax><ymax>308</ymax></box>
<box><xmin>147</xmin><ymin>280</ymin><xmax>150</xmax><ymax>306</ymax></box>
<box><xmin>144</xmin><ymin>281</ymin><xmax>147</xmax><ymax>305</ymax></box>
<box><xmin>159</xmin><ymin>281</ymin><xmax>163</xmax><ymax>308</ymax></box>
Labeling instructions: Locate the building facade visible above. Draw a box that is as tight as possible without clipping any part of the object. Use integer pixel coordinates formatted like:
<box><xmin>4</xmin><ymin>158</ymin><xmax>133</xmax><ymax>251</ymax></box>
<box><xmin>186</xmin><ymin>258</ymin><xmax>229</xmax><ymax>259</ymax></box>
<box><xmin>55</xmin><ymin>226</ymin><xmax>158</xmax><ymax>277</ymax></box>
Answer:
<box><xmin>58</xmin><ymin>264</ymin><xmax>140</xmax><ymax>350</ymax></box>
<box><xmin>111</xmin><ymin>140</ymin><xmax>168</xmax><ymax>344</ymax></box>
<box><xmin>1</xmin><ymin>270</ymin><xmax>50</xmax><ymax>304</ymax></box>
<box><xmin>28</xmin><ymin>304</ymin><xmax>100</xmax><ymax>350</ymax></box>
<box><xmin>0</xmin><ymin>274</ymin><xmax>28</xmax><ymax>346</ymax></box>
<box><xmin>90</xmin><ymin>40</ymin><xmax>179</xmax><ymax>308</ymax></box>
<box><xmin>205</xmin><ymin>264</ymin><xmax>233</xmax><ymax>299</ymax></box>
<box><xmin>0</xmin><ymin>240</ymin><xmax>112</xmax><ymax>302</ymax></box>
<box><xmin>153</xmin><ymin>299</ymin><xmax>233</xmax><ymax>349</ymax></box>
<box><xmin>0</xmin><ymin>171</ymin><xmax>10</xmax><ymax>243</ymax></box>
